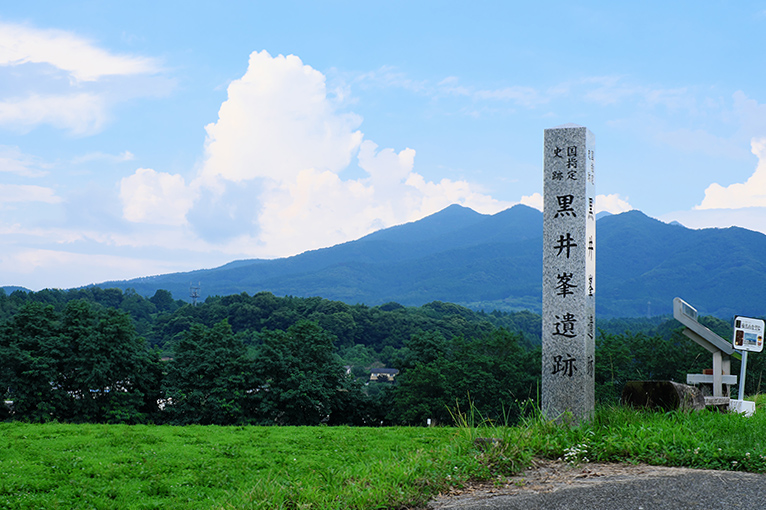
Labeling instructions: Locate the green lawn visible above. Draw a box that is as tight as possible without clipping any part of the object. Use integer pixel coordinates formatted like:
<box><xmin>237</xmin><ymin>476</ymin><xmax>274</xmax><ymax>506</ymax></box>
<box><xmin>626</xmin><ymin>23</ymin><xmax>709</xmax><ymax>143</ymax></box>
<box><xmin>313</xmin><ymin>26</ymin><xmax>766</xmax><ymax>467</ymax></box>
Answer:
<box><xmin>0</xmin><ymin>423</ymin><xmax>463</xmax><ymax>509</ymax></box>
<box><xmin>2</xmin><ymin>404</ymin><xmax>766</xmax><ymax>509</ymax></box>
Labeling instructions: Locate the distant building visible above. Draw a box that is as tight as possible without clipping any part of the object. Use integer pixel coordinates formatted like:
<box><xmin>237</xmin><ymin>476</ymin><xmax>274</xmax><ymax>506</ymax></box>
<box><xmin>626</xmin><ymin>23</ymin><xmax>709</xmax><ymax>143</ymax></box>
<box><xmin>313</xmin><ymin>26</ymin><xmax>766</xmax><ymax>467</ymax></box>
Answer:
<box><xmin>369</xmin><ymin>368</ymin><xmax>399</xmax><ymax>383</ymax></box>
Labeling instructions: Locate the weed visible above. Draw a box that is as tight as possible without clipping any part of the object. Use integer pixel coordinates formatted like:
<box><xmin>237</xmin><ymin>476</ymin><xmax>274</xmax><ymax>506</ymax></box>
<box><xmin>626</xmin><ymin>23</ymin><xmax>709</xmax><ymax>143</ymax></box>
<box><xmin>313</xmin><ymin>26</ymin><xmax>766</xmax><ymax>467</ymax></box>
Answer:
<box><xmin>448</xmin><ymin>398</ymin><xmax>534</xmax><ymax>476</ymax></box>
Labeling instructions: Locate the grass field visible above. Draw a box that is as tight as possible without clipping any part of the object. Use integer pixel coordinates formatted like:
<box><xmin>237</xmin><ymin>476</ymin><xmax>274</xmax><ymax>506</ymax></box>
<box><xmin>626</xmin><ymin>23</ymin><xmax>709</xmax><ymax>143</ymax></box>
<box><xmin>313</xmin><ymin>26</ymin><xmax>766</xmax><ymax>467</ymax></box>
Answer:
<box><xmin>2</xmin><ymin>403</ymin><xmax>766</xmax><ymax>509</ymax></box>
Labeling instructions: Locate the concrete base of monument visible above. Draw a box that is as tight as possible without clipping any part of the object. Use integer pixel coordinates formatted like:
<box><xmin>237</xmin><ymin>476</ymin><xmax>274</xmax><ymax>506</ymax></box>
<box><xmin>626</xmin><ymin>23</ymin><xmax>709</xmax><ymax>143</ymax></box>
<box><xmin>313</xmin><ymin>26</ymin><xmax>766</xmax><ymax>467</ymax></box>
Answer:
<box><xmin>703</xmin><ymin>396</ymin><xmax>731</xmax><ymax>409</ymax></box>
<box><xmin>729</xmin><ymin>399</ymin><xmax>756</xmax><ymax>417</ymax></box>
<box><xmin>621</xmin><ymin>380</ymin><xmax>706</xmax><ymax>411</ymax></box>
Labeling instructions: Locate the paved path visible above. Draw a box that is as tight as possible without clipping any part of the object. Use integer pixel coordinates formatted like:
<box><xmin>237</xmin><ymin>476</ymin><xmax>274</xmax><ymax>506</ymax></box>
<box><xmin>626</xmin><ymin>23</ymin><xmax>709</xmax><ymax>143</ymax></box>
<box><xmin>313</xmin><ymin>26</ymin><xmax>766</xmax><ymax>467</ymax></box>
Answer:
<box><xmin>428</xmin><ymin>461</ymin><xmax>766</xmax><ymax>510</ymax></box>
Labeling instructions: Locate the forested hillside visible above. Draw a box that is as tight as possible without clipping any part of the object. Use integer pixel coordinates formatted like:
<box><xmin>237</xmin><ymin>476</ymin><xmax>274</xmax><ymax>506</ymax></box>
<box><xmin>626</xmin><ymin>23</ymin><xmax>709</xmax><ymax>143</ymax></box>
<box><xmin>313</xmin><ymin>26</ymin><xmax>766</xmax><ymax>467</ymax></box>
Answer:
<box><xmin>0</xmin><ymin>286</ymin><xmax>543</xmax><ymax>351</ymax></box>
<box><xmin>2</xmin><ymin>287</ymin><xmax>763</xmax><ymax>426</ymax></box>
<box><xmin>74</xmin><ymin>204</ymin><xmax>766</xmax><ymax>319</ymax></box>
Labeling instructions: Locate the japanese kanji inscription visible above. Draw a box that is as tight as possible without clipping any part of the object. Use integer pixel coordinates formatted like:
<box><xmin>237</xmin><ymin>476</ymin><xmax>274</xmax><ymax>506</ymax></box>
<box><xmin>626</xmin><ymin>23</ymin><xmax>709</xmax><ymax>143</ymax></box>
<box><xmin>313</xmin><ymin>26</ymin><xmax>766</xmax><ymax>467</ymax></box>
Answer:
<box><xmin>542</xmin><ymin>125</ymin><xmax>595</xmax><ymax>423</ymax></box>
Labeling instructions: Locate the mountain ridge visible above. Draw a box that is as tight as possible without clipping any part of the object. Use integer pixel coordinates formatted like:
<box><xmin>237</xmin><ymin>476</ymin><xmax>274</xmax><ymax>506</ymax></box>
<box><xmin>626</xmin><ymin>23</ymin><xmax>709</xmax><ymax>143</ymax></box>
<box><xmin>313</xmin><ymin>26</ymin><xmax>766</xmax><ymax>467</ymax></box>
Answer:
<box><xmin>6</xmin><ymin>204</ymin><xmax>766</xmax><ymax>319</ymax></box>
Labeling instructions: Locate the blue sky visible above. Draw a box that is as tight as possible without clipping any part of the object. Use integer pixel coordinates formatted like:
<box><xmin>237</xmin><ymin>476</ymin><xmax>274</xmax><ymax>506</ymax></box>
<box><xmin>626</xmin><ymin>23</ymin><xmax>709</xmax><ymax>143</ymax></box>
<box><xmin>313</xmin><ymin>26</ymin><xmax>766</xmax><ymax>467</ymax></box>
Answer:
<box><xmin>2</xmin><ymin>1</ymin><xmax>766</xmax><ymax>291</ymax></box>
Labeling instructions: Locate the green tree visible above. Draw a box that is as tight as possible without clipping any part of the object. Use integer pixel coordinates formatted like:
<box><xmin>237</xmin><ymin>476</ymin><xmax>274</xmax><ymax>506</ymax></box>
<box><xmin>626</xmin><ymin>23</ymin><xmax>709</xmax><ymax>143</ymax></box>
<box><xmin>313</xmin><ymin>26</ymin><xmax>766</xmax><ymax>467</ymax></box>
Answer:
<box><xmin>389</xmin><ymin>330</ymin><xmax>539</xmax><ymax>425</ymax></box>
<box><xmin>119</xmin><ymin>289</ymin><xmax>157</xmax><ymax>323</ymax></box>
<box><xmin>149</xmin><ymin>289</ymin><xmax>179</xmax><ymax>313</ymax></box>
<box><xmin>390</xmin><ymin>356</ymin><xmax>452</xmax><ymax>425</ymax></box>
<box><xmin>163</xmin><ymin>320</ymin><xmax>253</xmax><ymax>425</ymax></box>
<box><xmin>595</xmin><ymin>329</ymin><xmax>710</xmax><ymax>404</ymax></box>
<box><xmin>253</xmin><ymin>321</ymin><xmax>362</xmax><ymax>425</ymax></box>
<box><xmin>388</xmin><ymin>331</ymin><xmax>453</xmax><ymax>425</ymax></box>
<box><xmin>0</xmin><ymin>302</ymin><xmax>64</xmax><ymax>422</ymax></box>
<box><xmin>1</xmin><ymin>300</ymin><xmax>155</xmax><ymax>423</ymax></box>
<box><xmin>339</xmin><ymin>343</ymin><xmax>374</xmax><ymax>367</ymax></box>
<box><xmin>56</xmin><ymin>301</ymin><xmax>154</xmax><ymax>423</ymax></box>
<box><xmin>91</xmin><ymin>287</ymin><xmax>123</xmax><ymax>309</ymax></box>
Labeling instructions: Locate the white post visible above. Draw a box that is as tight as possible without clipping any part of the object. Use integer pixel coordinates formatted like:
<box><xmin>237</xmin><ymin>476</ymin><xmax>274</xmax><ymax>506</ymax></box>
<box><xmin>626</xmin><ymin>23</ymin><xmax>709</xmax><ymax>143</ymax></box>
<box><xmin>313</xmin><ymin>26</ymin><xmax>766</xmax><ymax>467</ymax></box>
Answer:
<box><xmin>738</xmin><ymin>351</ymin><xmax>748</xmax><ymax>401</ymax></box>
<box><xmin>712</xmin><ymin>351</ymin><xmax>723</xmax><ymax>398</ymax></box>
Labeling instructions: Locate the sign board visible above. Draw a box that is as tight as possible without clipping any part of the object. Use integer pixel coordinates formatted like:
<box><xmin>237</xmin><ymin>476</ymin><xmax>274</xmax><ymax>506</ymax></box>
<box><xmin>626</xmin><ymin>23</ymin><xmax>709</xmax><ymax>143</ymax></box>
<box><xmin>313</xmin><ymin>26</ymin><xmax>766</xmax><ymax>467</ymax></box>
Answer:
<box><xmin>733</xmin><ymin>316</ymin><xmax>765</xmax><ymax>353</ymax></box>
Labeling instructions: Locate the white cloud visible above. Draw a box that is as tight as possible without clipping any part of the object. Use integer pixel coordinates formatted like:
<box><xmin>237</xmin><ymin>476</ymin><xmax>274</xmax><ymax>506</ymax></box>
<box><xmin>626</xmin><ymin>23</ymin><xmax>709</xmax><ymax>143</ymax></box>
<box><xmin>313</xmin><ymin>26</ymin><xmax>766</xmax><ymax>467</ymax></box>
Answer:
<box><xmin>249</xmin><ymin>140</ymin><xmax>513</xmax><ymax>258</ymax></box>
<box><xmin>436</xmin><ymin>74</ymin><xmax>696</xmax><ymax>114</ymax></box>
<box><xmin>355</xmin><ymin>65</ymin><xmax>429</xmax><ymax>93</ymax></box>
<box><xmin>659</xmin><ymin>207</ymin><xmax>766</xmax><ymax>236</ymax></box>
<box><xmin>256</xmin><ymin>167</ymin><xmax>374</xmax><ymax>254</ymax></box>
<box><xmin>433</xmin><ymin>75</ymin><xmax>556</xmax><ymax>109</ymax></box>
<box><xmin>0</xmin><ymin>145</ymin><xmax>50</xmax><ymax>177</ymax></box>
<box><xmin>581</xmin><ymin>76</ymin><xmax>638</xmax><ymax>105</ymax></box>
<box><xmin>406</xmin><ymin>173</ymin><xmax>511</xmax><ymax>218</ymax></box>
<box><xmin>0</xmin><ymin>184</ymin><xmax>61</xmax><ymax>204</ymax></box>
<box><xmin>731</xmin><ymin>91</ymin><xmax>766</xmax><ymax>137</ymax></box>
<box><xmin>655</xmin><ymin>127</ymin><xmax>749</xmax><ymax>160</ymax></box>
<box><xmin>474</xmin><ymin>86</ymin><xmax>548</xmax><ymax>108</ymax></box>
<box><xmin>120</xmin><ymin>168</ymin><xmax>196</xmax><ymax>226</ymax></box>
<box><xmin>72</xmin><ymin>150</ymin><xmax>134</xmax><ymax>165</ymax></box>
<box><xmin>0</xmin><ymin>246</ymin><xmax>195</xmax><ymax>291</ymax></box>
<box><xmin>199</xmin><ymin>50</ymin><xmax>363</xmax><ymax>185</ymax></box>
<box><xmin>520</xmin><ymin>193</ymin><xmax>543</xmax><ymax>210</ymax></box>
<box><xmin>118</xmin><ymin>50</ymin><xmax>523</xmax><ymax>259</ymax></box>
<box><xmin>517</xmin><ymin>192</ymin><xmax>632</xmax><ymax>215</ymax></box>
<box><xmin>596</xmin><ymin>193</ymin><xmax>633</xmax><ymax>214</ymax></box>
<box><xmin>0</xmin><ymin>93</ymin><xmax>107</xmax><ymax>135</ymax></box>
<box><xmin>171</xmin><ymin>50</ymin><xmax>513</xmax><ymax>258</ymax></box>
<box><xmin>0</xmin><ymin>21</ymin><xmax>166</xmax><ymax>135</ymax></box>
<box><xmin>581</xmin><ymin>76</ymin><xmax>695</xmax><ymax>112</ymax></box>
<box><xmin>0</xmin><ymin>21</ymin><xmax>159</xmax><ymax>82</ymax></box>
<box><xmin>697</xmin><ymin>137</ymin><xmax>766</xmax><ymax>209</ymax></box>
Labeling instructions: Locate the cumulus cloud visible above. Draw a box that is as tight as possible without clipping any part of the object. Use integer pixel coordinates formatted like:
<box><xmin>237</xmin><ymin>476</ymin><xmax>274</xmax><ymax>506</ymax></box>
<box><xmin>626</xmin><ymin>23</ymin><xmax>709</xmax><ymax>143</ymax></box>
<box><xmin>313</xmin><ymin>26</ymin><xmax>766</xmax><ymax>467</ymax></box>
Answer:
<box><xmin>0</xmin><ymin>21</ymin><xmax>159</xmax><ymax>82</ymax></box>
<box><xmin>596</xmin><ymin>193</ymin><xmax>633</xmax><ymax>214</ymax></box>
<box><xmin>119</xmin><ymin>168</ymin><xmax>196</xmax><ymax>226</ymax></box>
<box><xmin>115</xmin><ymin>50</ymin><xmax>515</xmax><ymax>257</ymax></box>
<box><xmin>138</xmin><ymin>50</ymin><xmax>512</xmax><ymax>258</ymax></box>
<box><xmin>517</xmin><ymin>192</ymin><xmax>632</xmax><ymax>215</ymax></box>
<box><xmin>199</xmin><ymin>50</ymin><xmax>363</xmax><ymax>185</ymax></box>
<box><xmin>520</xmin><ymin>193</ymin><xmax>543</xmax><ymax>210</ymax></box>
<box><xmin>185</xmin><ymin>180</ymin><xmax>265</xmax><ymax>243</ymax></box>
<box><xmin>696</xmin><ymin>138</ymin><xmax>766</xmax><ymax>209</ymax></box>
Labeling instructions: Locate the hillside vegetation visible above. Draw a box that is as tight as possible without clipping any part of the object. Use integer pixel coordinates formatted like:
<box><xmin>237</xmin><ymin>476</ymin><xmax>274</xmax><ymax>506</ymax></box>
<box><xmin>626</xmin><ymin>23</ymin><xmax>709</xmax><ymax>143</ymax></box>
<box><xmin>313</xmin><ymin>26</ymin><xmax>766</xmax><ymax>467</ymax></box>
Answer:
<box><xmin>3</xmin><ymin>286</ymin><xmax>765</xmax><ymax>427</ymax></box>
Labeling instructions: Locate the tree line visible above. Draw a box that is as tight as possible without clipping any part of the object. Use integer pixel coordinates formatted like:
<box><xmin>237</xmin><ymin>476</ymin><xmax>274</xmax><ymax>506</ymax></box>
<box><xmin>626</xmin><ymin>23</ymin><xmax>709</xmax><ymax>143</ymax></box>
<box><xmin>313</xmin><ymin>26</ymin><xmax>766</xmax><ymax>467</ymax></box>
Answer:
<box><xmin>2</xmin><ymin>287</ymin><xmax>762</xmax><ymax>426</ymax></box>
<box><xmin>0</xmin><ymin>298</ymin><xmax>540</xmax><ymax>425</ymax></box>
<box><xmin>0</xmin><ymin>287</ymin><xmax>542</xmax><ymax>353</ymax></box>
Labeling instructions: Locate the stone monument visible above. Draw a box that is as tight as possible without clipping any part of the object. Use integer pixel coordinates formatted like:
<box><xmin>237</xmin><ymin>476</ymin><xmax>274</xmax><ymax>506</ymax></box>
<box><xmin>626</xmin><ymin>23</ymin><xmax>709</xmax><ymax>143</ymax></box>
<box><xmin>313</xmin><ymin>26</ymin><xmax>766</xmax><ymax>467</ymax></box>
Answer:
<box><xmin>542</xmin><ymin>124</ymin><xmax>595</xmax><ymax>423</ymax></box>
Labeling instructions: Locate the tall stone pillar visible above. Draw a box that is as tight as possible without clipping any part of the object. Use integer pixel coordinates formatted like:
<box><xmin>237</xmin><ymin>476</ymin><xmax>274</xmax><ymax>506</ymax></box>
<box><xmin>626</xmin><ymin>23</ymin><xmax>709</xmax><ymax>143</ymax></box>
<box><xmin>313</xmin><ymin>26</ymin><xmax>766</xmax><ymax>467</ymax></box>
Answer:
<box><xmin>542</xmin><ymin>124</ymin><xmax>595</xmax><ymax>423</ymax></box>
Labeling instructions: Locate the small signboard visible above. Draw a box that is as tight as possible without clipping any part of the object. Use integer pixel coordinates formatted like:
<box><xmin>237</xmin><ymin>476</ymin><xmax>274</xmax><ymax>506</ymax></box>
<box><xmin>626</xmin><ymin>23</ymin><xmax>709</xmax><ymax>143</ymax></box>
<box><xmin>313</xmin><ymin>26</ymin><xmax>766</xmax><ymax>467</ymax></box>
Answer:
<box><xmin>733</xmin><ymin>316</ymin><xmax>765</xmax><ymax>353</ymax></box>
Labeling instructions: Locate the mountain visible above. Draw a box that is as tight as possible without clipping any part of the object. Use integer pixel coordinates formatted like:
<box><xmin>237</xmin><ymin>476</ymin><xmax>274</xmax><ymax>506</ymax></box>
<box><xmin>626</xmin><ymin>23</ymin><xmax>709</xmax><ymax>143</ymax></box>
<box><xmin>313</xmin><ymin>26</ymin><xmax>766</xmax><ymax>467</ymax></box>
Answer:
<box><xmin>91</xmin><ymin>204</ymin><xmax>766</xmax><ymax>319</ymax></box>
<box><xmin>1</xmin><ymin>286</ymin><xmax>31</xmax><ymax>294</ymax></box>
<box><xmin>598</xmin><ymin>211</ymin><xmax>766</xmax><ymax>318</ymax></box>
